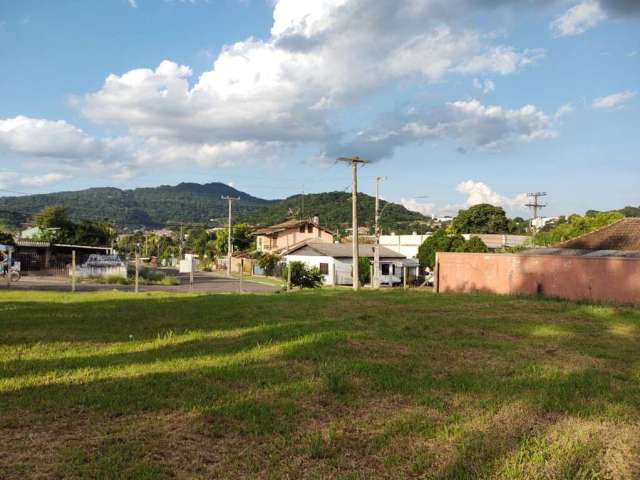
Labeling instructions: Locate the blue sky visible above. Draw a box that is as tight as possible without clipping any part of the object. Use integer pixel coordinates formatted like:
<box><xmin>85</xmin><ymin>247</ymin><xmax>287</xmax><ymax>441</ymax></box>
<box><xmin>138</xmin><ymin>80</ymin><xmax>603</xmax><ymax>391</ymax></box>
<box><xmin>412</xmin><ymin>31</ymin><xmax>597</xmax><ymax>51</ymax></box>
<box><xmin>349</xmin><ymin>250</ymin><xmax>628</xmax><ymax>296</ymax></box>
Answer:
<box><xmin>0</xmin><ymin>0</ymin><xmax>638</xmax><ymax>218</ymax></box>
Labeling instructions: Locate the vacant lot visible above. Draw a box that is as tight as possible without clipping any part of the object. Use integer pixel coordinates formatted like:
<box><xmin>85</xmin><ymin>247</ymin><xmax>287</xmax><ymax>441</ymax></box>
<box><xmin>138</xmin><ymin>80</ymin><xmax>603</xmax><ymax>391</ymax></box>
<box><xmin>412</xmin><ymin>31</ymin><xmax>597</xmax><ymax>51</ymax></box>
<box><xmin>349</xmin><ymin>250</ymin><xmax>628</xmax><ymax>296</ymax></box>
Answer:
<box><xmin>1</xmin><ymin>290</ymin><xmax>639</xmax><ymax>479</ymax></box>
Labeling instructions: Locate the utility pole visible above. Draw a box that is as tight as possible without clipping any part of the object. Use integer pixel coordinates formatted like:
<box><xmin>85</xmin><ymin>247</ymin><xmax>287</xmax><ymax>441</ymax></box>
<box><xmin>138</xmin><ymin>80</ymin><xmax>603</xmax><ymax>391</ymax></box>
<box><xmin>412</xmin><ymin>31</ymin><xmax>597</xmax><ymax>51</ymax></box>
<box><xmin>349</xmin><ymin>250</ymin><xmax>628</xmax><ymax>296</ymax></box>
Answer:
<box><xmin>222</xmin><ymin>196</ymin><xmax>240</xmax><ymax>277</ymax></box>
<box><xmin>337</xmin><ymin>156</ymin><xmax>369</xmax><ymax>291</ymax></box>
<box><xmin>373</xmin><ymin>176</ymin><xmax>384</xmax><ymax>289</ymax></box>
<box><xmin>179</xmin><ymin>224</ymin><xmax>184</xmax><ymax>260</ymax></box>
<box><xmin>525</xmin><ymin>192</ymin><xmax>547</xmax><ymax>234</ymax></box>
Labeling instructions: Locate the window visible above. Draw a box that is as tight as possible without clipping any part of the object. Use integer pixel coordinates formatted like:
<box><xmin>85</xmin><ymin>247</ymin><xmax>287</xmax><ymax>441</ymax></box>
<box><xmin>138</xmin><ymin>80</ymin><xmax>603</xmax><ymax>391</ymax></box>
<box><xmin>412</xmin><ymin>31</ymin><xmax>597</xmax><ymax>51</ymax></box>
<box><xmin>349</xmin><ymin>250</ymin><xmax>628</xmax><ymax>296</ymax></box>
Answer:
<box><xmin>299</xmin><ymin>225</ymin><xmax>305</xmax><ymax>233</ymax></box>
<box><xmin>381</xmin><ymin>263</ymin><xmax>390</xmax><ymax>275</ymax></box>
<box><xmin>307</xmin><ymin>224</ymin><xmax>313</xmax><ymax>233</ymax></box>
<box><xmin>319</xmin><ymin>263</ymin><xmax>329</xmax><ymax>275</ymax></box>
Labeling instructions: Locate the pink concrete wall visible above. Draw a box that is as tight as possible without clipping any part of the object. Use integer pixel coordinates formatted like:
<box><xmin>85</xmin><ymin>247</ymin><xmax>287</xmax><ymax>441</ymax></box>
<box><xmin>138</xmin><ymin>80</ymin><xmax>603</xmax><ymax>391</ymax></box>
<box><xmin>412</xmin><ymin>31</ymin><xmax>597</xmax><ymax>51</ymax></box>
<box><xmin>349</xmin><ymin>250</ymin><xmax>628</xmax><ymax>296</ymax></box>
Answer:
<box><xmin>436</xmin><ymin>252</ymin><xmax>640</xmax><ymax>305</ymax></box>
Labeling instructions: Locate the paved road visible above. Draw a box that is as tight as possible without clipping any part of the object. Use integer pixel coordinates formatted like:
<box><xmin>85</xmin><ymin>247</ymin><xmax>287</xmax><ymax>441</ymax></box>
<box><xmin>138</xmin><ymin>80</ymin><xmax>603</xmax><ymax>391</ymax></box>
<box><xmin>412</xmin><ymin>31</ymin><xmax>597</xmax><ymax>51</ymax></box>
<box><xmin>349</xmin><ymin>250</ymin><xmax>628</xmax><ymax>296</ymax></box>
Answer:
<box><xmin>2</xmin><ymin>272</ymin><xmax>278</xmax><ymax>294</ymax></box>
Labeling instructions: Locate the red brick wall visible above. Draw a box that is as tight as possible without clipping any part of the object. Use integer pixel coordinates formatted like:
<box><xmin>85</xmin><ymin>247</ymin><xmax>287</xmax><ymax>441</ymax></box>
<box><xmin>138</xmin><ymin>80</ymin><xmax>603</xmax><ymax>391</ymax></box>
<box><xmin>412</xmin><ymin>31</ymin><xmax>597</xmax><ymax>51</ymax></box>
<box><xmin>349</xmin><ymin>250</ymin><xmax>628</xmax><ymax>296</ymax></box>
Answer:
<box><xmin>436</xmin><ymin>252</ymin><xmax>640</xmax><ymax>305</ymax></box>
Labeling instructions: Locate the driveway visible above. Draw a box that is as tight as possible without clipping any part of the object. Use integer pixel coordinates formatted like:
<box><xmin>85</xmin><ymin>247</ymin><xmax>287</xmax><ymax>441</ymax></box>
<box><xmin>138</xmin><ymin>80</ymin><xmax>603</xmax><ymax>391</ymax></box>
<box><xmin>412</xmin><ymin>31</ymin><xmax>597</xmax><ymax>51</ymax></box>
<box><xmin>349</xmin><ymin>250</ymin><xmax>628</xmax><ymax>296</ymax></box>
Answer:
<box><xmin>3</xmin><ymin>271</ymin><xmax>278</xmax><ymax>294</ymax></box>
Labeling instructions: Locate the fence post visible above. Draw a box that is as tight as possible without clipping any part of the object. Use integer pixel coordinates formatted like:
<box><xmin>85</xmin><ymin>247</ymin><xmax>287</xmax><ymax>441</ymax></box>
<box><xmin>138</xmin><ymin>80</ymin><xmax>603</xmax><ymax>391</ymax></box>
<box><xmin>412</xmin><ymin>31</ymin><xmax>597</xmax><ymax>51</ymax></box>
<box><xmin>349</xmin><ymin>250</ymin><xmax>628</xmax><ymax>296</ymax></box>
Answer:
<box><xmin>189</xmin><ymin>256</ymin><xmax>194</xmax><ymax>291</ymax></box>
<box><xmin>370</xmin><ymin>264</ymin><xmax>374</xmax><ymax>288</ymax></box>
<box><xmin>332</xmin><ymin>263</ymin><xmax>336</xmax><ymax>288</ymax></box>
<box><xmin>6</xmin><ymin>249</ymin><xmax>12</xmax><ymax>289</ymax></box>
<box><xmin>71</xmin><ymin>250</ymin><xmax>76</xmax><ymax>292</ymax></box>
<box><xmin>434</xmin><ymin>253</ymin><xmax>440</xmax><ymax>293</ymax></box>
<box><xmin>135</xmin><ymin>252</ymin><xmax>140</xmax><ymax>293</ymax></box>
<box><xmin>287</xmin><ymin>263</ymin><xmax>292</xmax><ymax>292</ymax></box>
<box><xmin>239</xmin><ymin>258</ymin><xmax>244</xmax><ymax>293</ymax></box>
<box><xmin>403</xmin><ymin>265</ymin><xmax>407</xmax><ymax>290</ymax></box>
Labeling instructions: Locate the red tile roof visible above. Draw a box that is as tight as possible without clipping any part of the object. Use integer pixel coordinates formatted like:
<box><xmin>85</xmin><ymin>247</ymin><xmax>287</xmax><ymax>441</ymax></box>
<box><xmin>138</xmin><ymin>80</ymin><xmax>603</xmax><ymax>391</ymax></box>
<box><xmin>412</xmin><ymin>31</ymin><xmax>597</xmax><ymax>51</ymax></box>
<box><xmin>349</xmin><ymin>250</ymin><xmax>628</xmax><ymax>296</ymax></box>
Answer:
<box><xmin>556</xmin><ymin>218</ymin><xmax>640</xmax><ymax>251</ymax></box>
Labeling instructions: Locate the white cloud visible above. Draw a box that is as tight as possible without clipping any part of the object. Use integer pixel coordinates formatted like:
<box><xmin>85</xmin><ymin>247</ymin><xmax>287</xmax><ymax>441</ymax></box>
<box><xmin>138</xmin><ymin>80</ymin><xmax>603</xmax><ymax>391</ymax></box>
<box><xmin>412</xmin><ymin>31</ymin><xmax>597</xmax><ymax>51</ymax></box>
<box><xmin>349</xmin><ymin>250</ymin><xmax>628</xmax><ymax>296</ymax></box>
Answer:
<box><xmin>74</xmin><ymin>0</ymin><xmax>546</xmax><ymax>172</ymax></box>
<box><xmin>555</xmin><ymin>103</ymin><xmax>574</xmax><ymax>118</ymax></box>
<box><xmin>456</xmin><ymin>180</ymin><xmax>528</xmax><ymax>211</ymax></box>
<box><xmin>402</xmin><ymin>180</ymin><xmax>528</xmax><ymax>217</ymax></box>
<box><xmin>473</xmin><ymin>78</ymin><xmax>496</xmax><ymax>94</ymax></box>
<box><xmin>328</xmin><ymin>98</ymin><xmax>558</xmax><ymax>161</ymax></box>
<box><xmin>19</xmin><ymin>173</ymin><xmax>70</xmax><ymax>187</ymax></box>
<box><xmin>400</xmin><ymin>198</ymin><xmax>435</xmax><ymax>217</ymax></box>
<box><xmin>551</xmin><ymin>0</ymin><xmax>607</xmax><ymax>36</ymax></box>
<box><xmin>0</xmin><ymin>171</ymin><xmax>18</xmax><ymax>189</ymax></box>
<box><xmin>4</xmin><ymin>0</ymin><xmax>566</xmax><ymax>182</ymax></box>
<box><xmin>592</xmin><ymin>90</ymin><xmax>636</xmax><ymax>108</ymax></box>
<box><xmin>0</xmin><ymin>116</ymin><xmax>101</xmax><ymax>160</ymax></box>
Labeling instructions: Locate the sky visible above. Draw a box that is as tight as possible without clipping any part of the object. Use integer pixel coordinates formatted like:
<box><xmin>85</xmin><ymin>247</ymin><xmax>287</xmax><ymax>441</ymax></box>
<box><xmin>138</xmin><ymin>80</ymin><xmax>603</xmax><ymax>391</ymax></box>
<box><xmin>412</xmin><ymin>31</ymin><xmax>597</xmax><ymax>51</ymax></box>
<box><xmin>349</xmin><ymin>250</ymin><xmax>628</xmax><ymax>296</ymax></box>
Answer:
<box><xmin>0</xmin><ymin>0</ymin><xmax>638</xmax><ymax>218</ymax></box>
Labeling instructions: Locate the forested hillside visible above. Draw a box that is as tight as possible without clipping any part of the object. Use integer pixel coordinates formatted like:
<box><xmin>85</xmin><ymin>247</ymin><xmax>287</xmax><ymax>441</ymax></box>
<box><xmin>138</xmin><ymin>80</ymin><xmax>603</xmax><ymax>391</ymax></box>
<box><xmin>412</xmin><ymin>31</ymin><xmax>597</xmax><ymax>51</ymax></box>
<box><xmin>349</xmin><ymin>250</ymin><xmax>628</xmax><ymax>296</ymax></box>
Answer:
<box><xmin>0</xmin><ymin>184</ymin><xmax>430</xmax><ymax>232</ymax></box>
<box><xmin>0</xmin><ymin>183</ymin><xmax>273</xmax><ymax>229</ymax></box>
<box><xmin>248</xmin><ymin>191</ymin><xmax>430</xmax><ymax>232</ymax></box>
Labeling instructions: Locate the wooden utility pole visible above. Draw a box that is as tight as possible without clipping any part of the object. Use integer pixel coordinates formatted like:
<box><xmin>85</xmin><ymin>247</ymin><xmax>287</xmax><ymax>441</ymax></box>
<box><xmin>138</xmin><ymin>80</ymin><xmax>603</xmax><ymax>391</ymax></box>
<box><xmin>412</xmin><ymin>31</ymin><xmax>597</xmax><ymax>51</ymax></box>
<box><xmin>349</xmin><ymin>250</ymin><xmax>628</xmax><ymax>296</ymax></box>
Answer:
<box><xmin>135</xmin><ymin>250</ymin><xmax>140</xmax><ymax>293</ymax></box>
<box><xmin>222</xmin><ymin>196</ymin><xmax>240</xmax><ymax>277</ymax></box>
<box><xmin>337</xmin><ymin>156</ymin><xmax>369</xmax><ymax>291</ymax></box>
<box><xmin>373</xmin><ymin>176</ymin><xmax>384</xmax><ymax>289</ymax></box>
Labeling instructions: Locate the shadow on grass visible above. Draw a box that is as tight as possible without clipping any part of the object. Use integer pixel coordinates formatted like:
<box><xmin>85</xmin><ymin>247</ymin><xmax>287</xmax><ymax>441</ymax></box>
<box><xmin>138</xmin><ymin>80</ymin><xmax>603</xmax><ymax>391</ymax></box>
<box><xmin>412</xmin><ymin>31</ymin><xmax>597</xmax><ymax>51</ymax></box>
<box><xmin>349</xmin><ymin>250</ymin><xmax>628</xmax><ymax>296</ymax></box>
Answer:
<box><xmin>1</xmin><ymin>290</ymin><xmax>639</xmax><ymax>478</ymax></box>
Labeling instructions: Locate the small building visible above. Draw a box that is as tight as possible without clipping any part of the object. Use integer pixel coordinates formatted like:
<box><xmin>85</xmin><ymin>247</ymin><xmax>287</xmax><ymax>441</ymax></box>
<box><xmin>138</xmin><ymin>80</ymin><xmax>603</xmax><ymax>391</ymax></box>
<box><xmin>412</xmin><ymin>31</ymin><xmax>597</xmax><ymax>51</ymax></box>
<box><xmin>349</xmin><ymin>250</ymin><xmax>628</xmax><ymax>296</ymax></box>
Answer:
<box><xmin>255</xmin><ymin>217</ymin><xmax>334</xmax><ymax>253</ymax></box>
<box><xmin>282</xmin><ymin>239</ymin><xmax>418</xmax><ymax>286</ymax></box>
<box><xmin>15</xmin><ymin>240</ymin><xmax>113</xmax><ymax>274</ymax></box>
<box><xmin>379</xmin><ymin>232</ymin><xmax>530</xmax><ymax>258</ymax></box>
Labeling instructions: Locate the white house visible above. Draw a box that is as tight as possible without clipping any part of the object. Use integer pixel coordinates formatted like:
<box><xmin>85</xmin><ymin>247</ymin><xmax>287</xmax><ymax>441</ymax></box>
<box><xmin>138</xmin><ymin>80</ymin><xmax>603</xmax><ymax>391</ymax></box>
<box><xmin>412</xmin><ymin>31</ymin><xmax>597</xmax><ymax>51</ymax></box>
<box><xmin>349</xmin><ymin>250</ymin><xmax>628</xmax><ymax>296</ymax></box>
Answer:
<box><xmin>379</xmin><ymin>233</ymin><xmax>432</xmax><ymax>258</ymax></box>
<box><xmin>282</xmin><ymin>240</ymin><xmax>419</xmax><ymax>286</ymax></box>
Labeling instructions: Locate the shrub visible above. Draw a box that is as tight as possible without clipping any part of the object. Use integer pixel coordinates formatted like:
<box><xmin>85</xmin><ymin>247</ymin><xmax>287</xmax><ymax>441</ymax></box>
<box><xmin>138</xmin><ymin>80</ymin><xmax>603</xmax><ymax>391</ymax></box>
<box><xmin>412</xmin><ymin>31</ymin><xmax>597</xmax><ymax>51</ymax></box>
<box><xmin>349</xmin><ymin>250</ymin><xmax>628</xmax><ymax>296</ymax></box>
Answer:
<box><xmin>258</xmin><ymin>253</ymin><xmax>281</xmax><ymax>277</ymax></box>
<box><xmin>95</xmin><ymin>275</ymin><xmax>130</xmax><ymax>285</ymax></box>
<box><xmin>358</xmin><ymin>257</ymin><xmax>371</xmax><ymax>286</ymax></box>
<box><xmin>283</xmin><ymin>261</ymin><xmax>322</xmax><ymax>289</ymax></box>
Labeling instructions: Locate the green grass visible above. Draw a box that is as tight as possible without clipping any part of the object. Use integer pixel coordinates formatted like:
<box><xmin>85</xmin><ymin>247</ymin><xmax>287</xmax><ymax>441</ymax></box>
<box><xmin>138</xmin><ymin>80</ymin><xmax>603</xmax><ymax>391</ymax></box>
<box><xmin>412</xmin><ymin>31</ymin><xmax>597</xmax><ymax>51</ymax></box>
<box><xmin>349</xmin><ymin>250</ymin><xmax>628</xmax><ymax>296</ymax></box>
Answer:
<box><xmin>1</xmin><ymin>290</ymin><xmax>639</xmax><ymax>479</ymax></box>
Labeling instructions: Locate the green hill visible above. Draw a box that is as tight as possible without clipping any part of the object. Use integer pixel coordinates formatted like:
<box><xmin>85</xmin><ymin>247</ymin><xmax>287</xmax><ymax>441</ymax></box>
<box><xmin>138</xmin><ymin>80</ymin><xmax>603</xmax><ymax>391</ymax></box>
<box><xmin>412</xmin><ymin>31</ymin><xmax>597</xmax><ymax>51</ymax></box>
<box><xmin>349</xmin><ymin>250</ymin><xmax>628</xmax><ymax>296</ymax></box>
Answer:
<box><xmin>0</xmin><ymin>183</ymin><xmax>273</xmax><ymax>230</ymax></box>
<box><xmin>249</xmin><ymin>191</ymin><xmax>430</xmax><ymax>233</ymax></box>
<box><xmin>0</xmin><ymin>184</ymin><xmax>430</xmax><ymax>233</ymax></box>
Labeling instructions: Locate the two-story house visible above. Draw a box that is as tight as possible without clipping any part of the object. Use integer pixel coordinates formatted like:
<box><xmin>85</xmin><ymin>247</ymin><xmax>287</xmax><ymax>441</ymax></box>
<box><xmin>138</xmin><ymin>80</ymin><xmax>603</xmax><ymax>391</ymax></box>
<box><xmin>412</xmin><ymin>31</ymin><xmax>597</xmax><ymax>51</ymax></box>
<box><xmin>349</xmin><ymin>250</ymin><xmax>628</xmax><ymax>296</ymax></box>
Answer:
<box><xmin>255</xmin><ymin>216</ymin><xmax>334</xmax><ymax>253</ymax></box>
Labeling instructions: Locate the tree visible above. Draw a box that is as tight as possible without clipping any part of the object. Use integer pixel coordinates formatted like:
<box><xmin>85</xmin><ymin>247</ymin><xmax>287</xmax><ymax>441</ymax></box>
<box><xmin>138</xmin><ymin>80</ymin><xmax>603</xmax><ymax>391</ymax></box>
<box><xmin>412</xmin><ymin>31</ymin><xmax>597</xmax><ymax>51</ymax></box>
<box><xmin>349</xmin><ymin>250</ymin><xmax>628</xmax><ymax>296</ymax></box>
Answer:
<box><xmin>358</xmin><ymin>257</ymin><xmax>371</xmax><ymax>286</ymax></box>
<box><xmin>451</xmin><ymin>204</ymin><xmax>510</xmax><ymax>234</ymax></box>
<box><xmin>283</xmin><ymin>261</ymin><xmax>322</xmax><ymax>288</ymax></box>
<box><xmin>73</xmin><ymin>220</ymin><xmax>116</xmax><ymax>246</ymax></box>
<box><xmin>457</xmin><ymin>236</ymin><xmax>489</xmax><ymax>253</ymax></box>
<box><xmin>258</xmin><ymin>253</ymin><xmax>281</xmax><ymax>277</ymax></box>
<box><xmin>535</xmin><ymin>211</ymin><xmax>624</xmax><ymax>246</ymax></box>
<box><xmin>417</xmin><ymin>230</ymin><xmax>466</xmax><ymax>269</ymax></box>
<box><xmin>0</xmin><ymin>230</ymin><xmax>14</xmax><ymax>246</ymax></box>
<box><xmin>214</xmin><ymin>224</ymin><xmax>254</xmax><ymax>254</ymax></box>
<box><xmin>33</xmin><ymin>205</ymin><xmax>75</xmax><ymax>241</ymax></box>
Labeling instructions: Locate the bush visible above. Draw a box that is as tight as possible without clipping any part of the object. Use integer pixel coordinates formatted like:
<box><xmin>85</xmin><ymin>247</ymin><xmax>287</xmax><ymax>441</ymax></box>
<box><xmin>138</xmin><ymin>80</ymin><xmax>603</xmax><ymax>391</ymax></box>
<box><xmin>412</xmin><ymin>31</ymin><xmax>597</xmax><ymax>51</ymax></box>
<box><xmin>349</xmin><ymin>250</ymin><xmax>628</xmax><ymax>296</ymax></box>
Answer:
<box><xmin>358</xmin><ymin>257</ymin><xmax>371</xmax><ymax>286</ymax></box>
<box><xmin>258</xmin><ymin>253</ymin><xmax>281</xmax><ymax>277</ymax></box>
<box><xmin>283</xmin><ymin>261</ymin><xmax>323</xmax><ymax>289</ymax></box>
<box><xmin>94</xmin><ymin>275</ymin><xmax>130</xmax><ymax>285</ymax></box>
<box><xmin>418</xmin><ymin>231</ymin><xmax>488</xmax><ymax>268</ymax></box>
<box><xmin>457</xmin><ymin>236</ymin><xmax>489</xmax><ymax>253</ymax></box>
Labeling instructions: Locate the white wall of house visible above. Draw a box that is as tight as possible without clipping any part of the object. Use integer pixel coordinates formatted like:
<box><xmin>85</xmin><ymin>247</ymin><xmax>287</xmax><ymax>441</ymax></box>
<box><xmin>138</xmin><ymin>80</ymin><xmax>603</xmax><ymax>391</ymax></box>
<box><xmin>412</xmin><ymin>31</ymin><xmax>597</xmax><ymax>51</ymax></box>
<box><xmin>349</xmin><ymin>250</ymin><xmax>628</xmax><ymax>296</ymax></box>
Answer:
<box><xmin>285</xmin><ymin>254</ymin><xmax>404</xmax><ymax>286</ymax></box>
<box><xmin>379</xmin><ymin>234</ymin><xmax>431</xmax><ymax>258</ymax></box>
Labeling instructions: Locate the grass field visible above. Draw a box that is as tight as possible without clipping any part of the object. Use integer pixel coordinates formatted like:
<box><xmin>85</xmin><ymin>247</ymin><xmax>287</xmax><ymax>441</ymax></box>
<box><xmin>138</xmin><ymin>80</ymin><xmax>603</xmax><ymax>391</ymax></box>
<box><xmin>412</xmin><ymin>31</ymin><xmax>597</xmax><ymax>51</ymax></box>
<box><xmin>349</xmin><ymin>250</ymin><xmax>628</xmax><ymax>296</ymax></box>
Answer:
<box><xmin>1</xmin><ymin>290</ymin><xmax>639</xmax><ymax>479</ymax></box>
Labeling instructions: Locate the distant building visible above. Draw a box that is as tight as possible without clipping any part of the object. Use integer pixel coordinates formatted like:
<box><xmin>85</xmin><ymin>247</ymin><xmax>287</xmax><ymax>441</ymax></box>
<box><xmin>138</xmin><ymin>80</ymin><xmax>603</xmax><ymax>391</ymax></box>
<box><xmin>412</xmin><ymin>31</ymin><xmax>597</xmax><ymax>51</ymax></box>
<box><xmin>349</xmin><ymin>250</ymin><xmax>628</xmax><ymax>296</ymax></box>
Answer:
<box><xmin>531</xmin><ymin>216</ymin><xmax>559</xmax><ymax>230</ymax></box>
<box><xmin>379</xmin><ymin>233</ymin><xmax>431</xmax><ymax>258</ymax></box>
<box><xmin>379</xmin><ymin>232</ymin><xmax>530</xmax><ymax>258</ymax></box>
<box><xmin>255</xmin><ymin>217</ymin><xmax>333</xmax><ymax>253</ymax></box>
